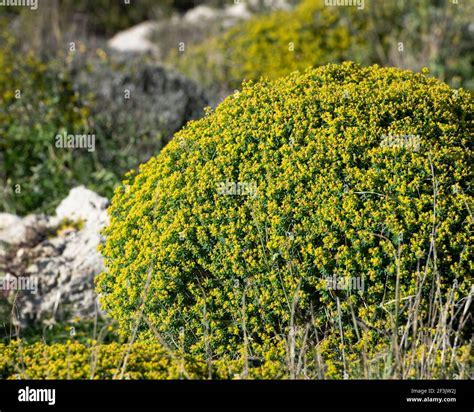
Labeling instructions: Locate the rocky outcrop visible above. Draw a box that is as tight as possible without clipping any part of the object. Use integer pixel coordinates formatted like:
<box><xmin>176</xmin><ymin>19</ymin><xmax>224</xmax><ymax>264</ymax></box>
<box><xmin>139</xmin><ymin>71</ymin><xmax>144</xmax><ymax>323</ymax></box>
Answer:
<box><xmin>0</xmin><ymin>187</ymin><xmax>108</xmax><ymax>328</ymax></box>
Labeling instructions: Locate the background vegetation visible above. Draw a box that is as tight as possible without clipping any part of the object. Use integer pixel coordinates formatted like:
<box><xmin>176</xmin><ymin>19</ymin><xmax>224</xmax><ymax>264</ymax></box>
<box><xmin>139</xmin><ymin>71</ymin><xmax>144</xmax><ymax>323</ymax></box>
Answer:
<box><xmin>170</xmin><ymin>0</ymin><xmax>474</xmax><ymax>95</ymax></box>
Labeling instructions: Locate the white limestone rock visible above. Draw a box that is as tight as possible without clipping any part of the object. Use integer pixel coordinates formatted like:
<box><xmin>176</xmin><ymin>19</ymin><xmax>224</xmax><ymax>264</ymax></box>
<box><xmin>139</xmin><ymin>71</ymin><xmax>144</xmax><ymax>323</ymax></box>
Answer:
<box><xmin>0</xmin><ymin>187</ymin><xmax>110</xmax><ymax>328</ymax></box>
<box><xmin>108</xmin><ymin>21</ymin><xmax>158</xmax><ymax>54</ymax></box>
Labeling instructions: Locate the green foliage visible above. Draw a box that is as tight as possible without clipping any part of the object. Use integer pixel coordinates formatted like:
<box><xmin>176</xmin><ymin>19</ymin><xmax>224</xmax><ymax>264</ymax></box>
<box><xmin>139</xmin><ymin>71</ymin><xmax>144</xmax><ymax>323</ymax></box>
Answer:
<box><xmin>1</xmin><ymin>318</ymin><xmax>120</xmax><ymax>347</ymax></box>
<box><xmin>0</xmin><ymin>26</ymin><xmax>111</xmax><ymax>215</ymax></box>
<box><xmin>97</xmin><ymin>62</ymin><xmax>473</xmax><ymax>377</ymax></box>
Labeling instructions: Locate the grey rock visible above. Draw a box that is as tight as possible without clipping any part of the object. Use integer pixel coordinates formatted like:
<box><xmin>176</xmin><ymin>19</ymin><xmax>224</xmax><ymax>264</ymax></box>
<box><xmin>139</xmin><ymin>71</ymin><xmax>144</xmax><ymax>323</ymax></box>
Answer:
<box><xmin>71</xmin><ymin>52</ymin><xmax>209</xmax><ymax>166</ymax></box>
<box><xmin>0</xmin><ymin>187</ymin><xmax>109</xmax><ymax>329</ymax></box>
<box><xmin>56</xmin><ymin>186</ymin><xmax>108</xmax><ymax>225</ymax></box>
<box><xmin>0</xmin><ymin>214</ymin><xmax>49</xmax><ymax>246</ymax></box>
<box><xmin>0</xmin><ymin>213</ymin><xmax>21</xmax><ymax>231</ymax></box>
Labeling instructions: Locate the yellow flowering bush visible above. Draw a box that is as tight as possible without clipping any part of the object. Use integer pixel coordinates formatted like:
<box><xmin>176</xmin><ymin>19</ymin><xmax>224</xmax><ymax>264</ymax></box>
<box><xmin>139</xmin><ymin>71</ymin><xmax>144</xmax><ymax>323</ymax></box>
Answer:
<box><xmin>1</xmin><ymin>338</ymin><xmax>468</xmax><ymax>380</ymax></box>
<box><xmin>0</xmin><ymin>341</ymin><xmax>204</xmax><ymax>380</ymax></box>
<box><xmin>97</xmin><ymin>62</ymin><xmax>472</xmax><ymax>377</ymax></box>
<box><xmin>0</xmin><ymin>340</ymin><xmax>285</xmax><ymax>379</ymax></box>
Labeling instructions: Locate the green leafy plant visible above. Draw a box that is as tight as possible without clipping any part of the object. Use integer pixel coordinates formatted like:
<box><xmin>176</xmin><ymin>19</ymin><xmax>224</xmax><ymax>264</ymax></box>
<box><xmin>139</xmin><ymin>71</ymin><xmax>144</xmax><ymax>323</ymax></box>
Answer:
<box><xmin>0</xmin><ymin>25</ymin><xmax>103</xmax><ymax>215</ymax></box>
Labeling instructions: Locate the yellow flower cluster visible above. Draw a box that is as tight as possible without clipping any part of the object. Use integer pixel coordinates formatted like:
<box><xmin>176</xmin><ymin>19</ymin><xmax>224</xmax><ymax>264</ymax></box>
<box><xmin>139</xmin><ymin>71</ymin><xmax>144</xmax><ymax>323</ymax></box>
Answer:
<box><xmin>0</xmin><ymin>341</ymin><xmax>202</xmax><ymax>380</ymax></box>
<box><xmin>0</xmin><ymin>340</ymin><xmax>291</xmax><ymax>379</ymax></box>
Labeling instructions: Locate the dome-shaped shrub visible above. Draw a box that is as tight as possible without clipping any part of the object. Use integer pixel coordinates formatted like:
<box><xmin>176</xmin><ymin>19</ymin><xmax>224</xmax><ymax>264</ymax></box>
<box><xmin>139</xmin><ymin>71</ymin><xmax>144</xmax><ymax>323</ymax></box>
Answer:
<box><xmin>97</xmin><ymin>63</ymin><xmax>472</xmax><ymax>378</ymax></box>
